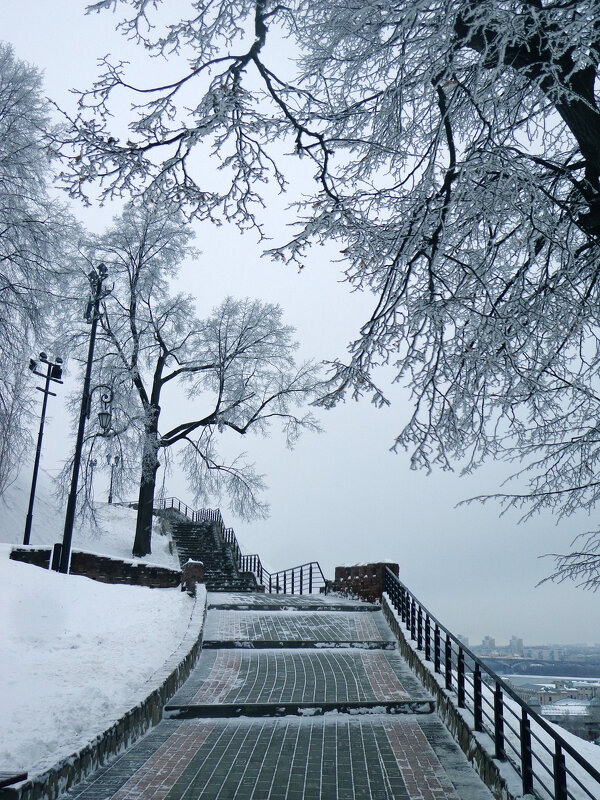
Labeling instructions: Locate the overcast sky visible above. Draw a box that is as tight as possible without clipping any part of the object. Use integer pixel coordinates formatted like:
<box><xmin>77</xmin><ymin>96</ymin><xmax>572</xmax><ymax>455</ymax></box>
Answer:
<box><xmin>2</xmin><ymin>1</ymin><xmax>599</xmax><ymax>646</ymax></box>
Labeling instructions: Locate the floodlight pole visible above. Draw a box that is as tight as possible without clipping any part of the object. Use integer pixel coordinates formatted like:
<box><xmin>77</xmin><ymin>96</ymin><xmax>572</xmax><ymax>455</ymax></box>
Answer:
<box><xmin>23</xmin><ymin>355</ymin><xmax>63</xmax><ymax>545</ymax></box>
<box><xmin>58</xmin><ymin>264</ymin><xmax>108</xmax><ymax>573</ymax></box>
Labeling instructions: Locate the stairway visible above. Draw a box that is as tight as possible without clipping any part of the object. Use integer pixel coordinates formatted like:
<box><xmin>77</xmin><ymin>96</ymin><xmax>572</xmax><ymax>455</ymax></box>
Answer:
<box><xmin>63</xmin><ymin>594</ymin><xmax>495</xmax><ymax>800</ymax></box>
<box><xmin>170</xmin><ymin>519</ymin><xmax>259</xmax><ymax>592</ymax></box>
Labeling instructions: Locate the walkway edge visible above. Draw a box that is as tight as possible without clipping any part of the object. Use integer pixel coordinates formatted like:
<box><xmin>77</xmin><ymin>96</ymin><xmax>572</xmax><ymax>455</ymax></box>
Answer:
<box><xmin>381</xmin><ymin>594</ymin><xmax>523</xmax><ymax>800</ymax></box>
<box><xmin>1</xmin><ymin>588</ymin><xmax>208</xmax><ymax>800</ymax></box>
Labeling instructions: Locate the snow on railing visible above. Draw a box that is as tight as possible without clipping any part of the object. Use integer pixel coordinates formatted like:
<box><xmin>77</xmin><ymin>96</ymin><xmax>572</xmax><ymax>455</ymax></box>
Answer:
<box><xmin>384</xmin><ymin>568</ymin><xmax>600</xmax><ymax>800</ymax></box>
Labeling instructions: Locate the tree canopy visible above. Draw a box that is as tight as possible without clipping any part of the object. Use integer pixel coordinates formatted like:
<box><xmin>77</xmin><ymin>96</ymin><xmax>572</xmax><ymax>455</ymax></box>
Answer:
<box><xmin>69</xmin><ymin>202</ymin><xmax>322</xmax><ymax>555</ymax></box>
<box><xmin>0</xmin><ymin>42</ymin><xmax>79</xmax><ymax>496</ymax></box>
<box><xmin>58</xmin><ymin>1</ymin><xmax>600</xmax><ymax>585</ymax></box>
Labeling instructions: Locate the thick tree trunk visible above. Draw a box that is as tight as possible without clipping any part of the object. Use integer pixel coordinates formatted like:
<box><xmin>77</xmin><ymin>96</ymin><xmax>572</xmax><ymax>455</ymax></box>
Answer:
<box><xmin>132</xmin><ymin>417</ymin><xmax>160</xmax><ymax>557</ymax></box>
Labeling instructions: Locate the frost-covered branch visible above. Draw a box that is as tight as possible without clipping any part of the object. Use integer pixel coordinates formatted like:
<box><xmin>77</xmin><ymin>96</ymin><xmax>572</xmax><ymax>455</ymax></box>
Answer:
<box><xmin>58</xmin><ymin>1</ymin><xmax>600</xmax><ymax>580</ymax></box>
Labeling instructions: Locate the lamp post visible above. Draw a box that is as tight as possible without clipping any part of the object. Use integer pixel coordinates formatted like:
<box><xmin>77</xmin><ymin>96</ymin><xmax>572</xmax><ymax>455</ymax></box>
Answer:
<box><xmin>58</xmin><ymin>264</ymin><xmax>109</xmax><ymax>574</ymax></box>
<box><xmin>107</xmin><ymin>454</ymin><xmax>120</xmax><ymax>504</ymax></box>
<box><xmin>89</xmin><ymin>458</ymin><xmax>97</xmax><ymax>492</ymax></box>
<box><xmin>23</xmin><ymin>353</ymin><xmax>63</xmax><ymax>545</ymax></box>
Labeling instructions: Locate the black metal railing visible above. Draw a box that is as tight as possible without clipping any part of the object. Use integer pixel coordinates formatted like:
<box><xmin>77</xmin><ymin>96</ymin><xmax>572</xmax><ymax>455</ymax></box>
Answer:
<box><xmin>153</xmin><ymin>497</ymin><xmax>326</xmax><ymax>594</ymax></box>
<box><xmin>383</xmin><ymin>568</ymin><xmax>600</xmax><ymax>800</ymax></box>
<box><xmin>154</xmin><ymin>496</ymin><xmax>197</xmax><ymax>519</ymax></box>
<box><xmin>222</xmin><ymin>528</ymin><xmax>325</xmax><ymax>593</ymax></box>
<box><xmin>266</xmin><ymin>561</ymin><xmax>326</xmax><ymax>595</ymax></box>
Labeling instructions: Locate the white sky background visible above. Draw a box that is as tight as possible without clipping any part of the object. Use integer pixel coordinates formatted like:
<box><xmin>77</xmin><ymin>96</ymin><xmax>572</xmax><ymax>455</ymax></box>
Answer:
<box><xmin>2</xmin><ymin>1</ymin><xmax>599</xmax><ymax>646</ymax></box>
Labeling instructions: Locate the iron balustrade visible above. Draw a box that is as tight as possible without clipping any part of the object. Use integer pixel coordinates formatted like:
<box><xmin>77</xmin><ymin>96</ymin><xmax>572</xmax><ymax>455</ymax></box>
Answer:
<box><xmin>154</xmin><ymin>497</ymin><xmax>196</xmax><ymax>519</ymax></box>
<box><xmin>236</xmin><ymin>550</ymin><xmax>325</xmax><ymax>595</ymax></box>
<box><xmin>153</xmin><ymin>497</ymin><xmax>326</xmax><ymax>594</ymax></box>
<box><xmin>383</xmin><ymin>568</ymin><xmax>600</xmax><ymax>800</ymax></box>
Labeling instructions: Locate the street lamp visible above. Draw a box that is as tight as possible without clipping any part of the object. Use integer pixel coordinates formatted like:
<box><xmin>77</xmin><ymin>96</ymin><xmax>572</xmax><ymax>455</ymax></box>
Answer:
<box><xmin>107</xmin><ymin>454</ymin><xmax>120</xmax><ymax>504</ymax></box>
<box><xmin>57</xmin><ymin>264</ymin><xmax>109</xmax><ymax>574</ymax></box>
<box><xmin>88</xmin><ymin>384</ymin><xmax>114</xmax><ymax>433</ymax></box>
<box><xmin>23</xmin><ymin>353</ymin><xmax>63</xmax><ymax>545</ymax></box>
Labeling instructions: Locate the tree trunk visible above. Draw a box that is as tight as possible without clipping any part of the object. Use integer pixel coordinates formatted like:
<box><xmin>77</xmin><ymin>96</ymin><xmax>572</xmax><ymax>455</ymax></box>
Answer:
<box><xmin>132</xmin><ymin>415</ymin><xmax>160</xmax><ymax>557</ymax></box>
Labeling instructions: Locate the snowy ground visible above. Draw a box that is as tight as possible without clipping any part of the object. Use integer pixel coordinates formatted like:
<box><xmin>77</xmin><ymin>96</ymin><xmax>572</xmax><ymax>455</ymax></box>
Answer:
<box><xmin>0</xmin><ymin>466</ymin><xmax>178</xmax><ymax>567</ymax></box>
<box><xmin>0</xmin><ymin>468</ymin><xmax>200</xmax><ymax>777</ymax></box>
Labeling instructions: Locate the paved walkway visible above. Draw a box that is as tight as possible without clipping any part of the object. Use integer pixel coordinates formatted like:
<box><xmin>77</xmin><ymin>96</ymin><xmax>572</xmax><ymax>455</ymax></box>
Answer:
<box><xmin>64</xmin><ymin>594</ymin><xmax>494</xmax><ymax>799</ymax></box>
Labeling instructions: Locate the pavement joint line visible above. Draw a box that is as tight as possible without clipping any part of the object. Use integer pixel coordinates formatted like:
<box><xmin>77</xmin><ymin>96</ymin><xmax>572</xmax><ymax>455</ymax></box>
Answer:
<box><xmin>163</xmin><ymin>699</ymin><xmax>436</xmax><ymax>719</ymax></box>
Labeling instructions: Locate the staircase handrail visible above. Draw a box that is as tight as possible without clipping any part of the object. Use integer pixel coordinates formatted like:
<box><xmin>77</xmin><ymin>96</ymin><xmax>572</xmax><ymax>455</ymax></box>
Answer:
<box><xmin>154</xmin><ymin>496</ymin><xmax>195</xmax><ymax>519</ymax></box>
<box><xmin>384</xmin><ymin>567</ymin><xmax>600</xmax><ymax>800</ymax></box>
<box><xmin>153</xmin><ymin>496</ymin><xmax>326</xmax><ymax>594</ymax></box>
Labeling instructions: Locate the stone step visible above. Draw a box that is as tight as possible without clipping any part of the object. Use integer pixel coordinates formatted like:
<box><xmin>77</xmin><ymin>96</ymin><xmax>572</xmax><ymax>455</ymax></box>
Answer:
<box><xmin>170</xmin><ymin>519</ymin><xmax>260</xmax><ymax>592</ymax></box>
<box><xmin>164</xmin><ymin>699</ymin><xmax>435</xmax><ymax>720</ymax></box>
<box><xmin>201</xmin><ymin>639</ymin><xmax>397</xmax><ymax>650</ymax></box>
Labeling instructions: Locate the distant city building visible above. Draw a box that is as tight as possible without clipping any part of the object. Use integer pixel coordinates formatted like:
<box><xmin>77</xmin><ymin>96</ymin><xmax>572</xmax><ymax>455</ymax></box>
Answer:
<box><xmin>505</xmin><ymin>680</ymin><xmax>600</xmax><ymax>742</ymax></box>
<box><xmin>481</xmin><ymin>635</ymin><xmax>496</xmax><ymax>653</ymax></box>
<box><xmin>458</xmin><ymin>634</ymin><xmax>469</xmax><ymax>646</ymax></box>
<box><xmin>540</xmin><ymin>697</ymin><xmax>600</xmax><ymax>743</ymax></box>
<box><xmin>507</xmin><ymin>678</ymin><xmax>600</xmax><ymax>706</ymax></box>
<box><xmin>509</xmin><ymin>636</ymin><xmax>523</xmax><ymax>656</ymax></box>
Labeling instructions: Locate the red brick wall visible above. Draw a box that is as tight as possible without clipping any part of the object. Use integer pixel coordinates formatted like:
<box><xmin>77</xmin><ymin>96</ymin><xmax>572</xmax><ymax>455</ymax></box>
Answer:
<box><xmin>10</xmin><ymin>546</ymin><xmax>181</xmax><ymax>588</ymax></box>
<box><xmin>333</xmin><ymin>562</ymin><xmax>399</xmax><ymax>603</ymax></box>
<box><xmin>9</xmin><ymin>546</ymin><xmax>51</xmax><ymax>569</ymax></box>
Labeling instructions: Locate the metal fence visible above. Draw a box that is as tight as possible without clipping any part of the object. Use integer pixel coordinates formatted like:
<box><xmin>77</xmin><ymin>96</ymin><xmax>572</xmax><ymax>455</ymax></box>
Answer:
<box><xmin>384</xmin><ymin>568</ymin><xmax>600</xmax><ymax>800</ymax></box>
<box><xmin>154</xmin><ymin>497</ymin><xmax>326</xmax><ymax>594</ymax></box>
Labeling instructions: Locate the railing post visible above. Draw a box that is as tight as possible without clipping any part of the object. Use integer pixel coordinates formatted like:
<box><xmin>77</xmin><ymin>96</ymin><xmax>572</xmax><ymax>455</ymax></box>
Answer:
<box><xmin>291</xmin><ymin>569</ymin><xmax>295</xmax><ymax>594</ymax></box>
<box><xmin>269</xmin><ymin>574</ymin><xmax>272</xmax><ymax>594</ymax></box>
<box><xmin>417</xmin><ymin>606</ymin><xmax>423</xmax><ymax>650</ymax></box>
<box><xmin>494</xmin><ymin>683</ymin><xmax>505</xmax><ymax>760</ymax></box>
<box><xmin>300</xmin><ymin>566</ymin><xmax>303</xmax><ymax>595</ymax></box>
<box><xmin>444</xmin><ymin>636</ymin><xmax>452</xmax><ymax>690</ymax></box>
<box><xmin>391</xmin><ymin>577</ymin><xmax>396</xmax><ymax>609</ymax></box>
<box><xmin>473</xmin><ymin>664</ymin><xmax>483</xmax><ymax>732</ymax></box>
<box><xmin>425</xmin><ymin>615</ymin><xmax>431</xmax><ymax>661</ymax></box>
<box><xmin>520</xmin><ymin>709</ymin><xmax>534</xmax><ymax>797</ymax></box>
<box><xmin>309</xmin><ymin>564</ymin><xmax>313</xmax><ymax>594</ymax></box>
<box><xmin>400</xmin><ymin>588</ymin><xmax>406</xmax><ymax>623</ymax></box>
<box><xmin>434</xmin><ymin>625</ymin><xmax>441</xmax><ymax>673</ymax></box>
<box><xmin>283</xmin><ymin>572</ymin><xmax>287</xmax><ymax>594</ymax></box>
<box><xmin>410</xmin><ymin>598</ymin><xmax>416</xmax><ymax>641</ymax></box>
<box><xmin>553</xmin><ymin>743</ymin><xmax>567</xmax><ymax>800</ymax></box>
<box><xmin>457</xmin><ymin>647</ymin><xmax>465</xmax><ymax>708</ymax></box>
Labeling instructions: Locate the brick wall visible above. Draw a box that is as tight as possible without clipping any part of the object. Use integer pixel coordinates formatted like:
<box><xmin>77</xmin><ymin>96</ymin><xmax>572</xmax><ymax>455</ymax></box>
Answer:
<box><xmin>333</xmin><ymin>562</ymin><xmax>399</xmax><ymax>603</ymax></box>
<box><xmin>9</xmin><ymin>547</ymin><xmax>51</xmax><ymax>569</ymax></box>
<box><xmin>9</xmin><ymin>547</ymin><xmax>181</xmax><ymax>589</ymax></box>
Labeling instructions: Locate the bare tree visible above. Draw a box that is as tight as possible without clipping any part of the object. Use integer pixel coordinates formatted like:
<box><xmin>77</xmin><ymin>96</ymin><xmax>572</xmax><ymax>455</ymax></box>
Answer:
<box><xmin>0</xmin><ymin>42</ymin><xmax>78</xmax><ymax>495</ymax></box>
<box><xmin>80</xmin><ymin>202</ymin><xmax>321</xmax><ymax>556</ymax></box>
<box><xmin>58</xmin><ymin>2</ymin><xmax>600</xmax><ymax>584</ymax></box>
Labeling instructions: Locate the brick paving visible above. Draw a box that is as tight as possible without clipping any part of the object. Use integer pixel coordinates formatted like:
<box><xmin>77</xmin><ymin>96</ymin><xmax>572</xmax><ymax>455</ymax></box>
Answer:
<box><xmin>169</xmin><ymin>650</ymin><xmax>417</xmax><ymax>706</ymax></box>
<box><xmin>64</xmin><ymin>593</ymin><xmax>494</xmax><ymax>799</ymax></box>
<box><xmin>204</xmin><ymin>610</ymin><xmax>393</xmax><ymax>644</ymax></box>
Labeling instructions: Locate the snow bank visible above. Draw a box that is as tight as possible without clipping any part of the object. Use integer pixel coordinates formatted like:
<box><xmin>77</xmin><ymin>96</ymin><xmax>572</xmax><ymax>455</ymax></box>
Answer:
<box><xmin>0</xmin><ymin>548</ymin><xmax>196</xmax><ymax>775</ymax></box>
<box><xmin>0</xmin><ymin>465</ymin><xmax>178</xmax><ymax>568</ymax></box>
